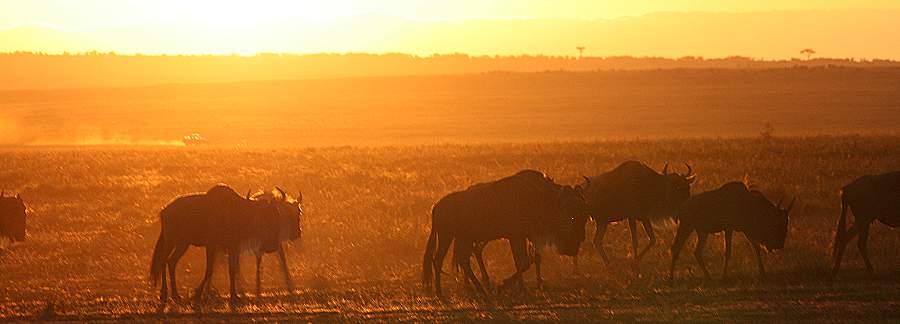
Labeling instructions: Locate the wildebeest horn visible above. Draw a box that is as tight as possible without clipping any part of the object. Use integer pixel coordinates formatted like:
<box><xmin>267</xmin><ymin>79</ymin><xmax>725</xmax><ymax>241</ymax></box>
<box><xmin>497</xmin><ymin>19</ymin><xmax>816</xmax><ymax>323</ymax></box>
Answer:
<box><xmin>582</xmin><ymin>176</ymin><xmax>591</xmax><ymax>185</ymax></box>
<box><xmin>246</xmin><ymin>189</ymin><xmax>252</xmax><ymax>199</ymax></box>
<box><xmin>15</xmin><ymin>193</ymin><xmax>20</xmax><ymax>199</ymax></box>
<box><xmin>297</xmin><ymin>191</ymin><xmax>303</xmax><ymax>204</ymax></box>
<box><xmin>275</xmin><ymin>186</ymin><xmax>287</xmax><ymax>201</ymax></box>
<box><xmin>662</xmin><ymin>162</ymin><xmax>669</xmax><ymax>175</ymax></box>
<box><xmin>684</xmin><ymin>163</ymin><xmax>693</xmax><ymax>176</ymax></box>
<box><xmin>786</xmin><ymin>197</ymin><xmax>796</xmax><ymax>213</ymax></box>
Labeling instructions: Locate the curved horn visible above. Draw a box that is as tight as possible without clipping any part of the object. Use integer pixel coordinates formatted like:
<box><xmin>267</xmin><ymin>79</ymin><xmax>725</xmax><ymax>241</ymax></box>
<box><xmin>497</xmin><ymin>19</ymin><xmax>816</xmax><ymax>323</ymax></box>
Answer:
<box><xmin>246</xmin><ymin>189</ymin><xmax>252</xmax><ymax>199</ymax></box>
<box><xmin>662</xmin><ymin>162</ymin><xmax>669</xmax><ymax>175</ymax></box>
<box><xmin>275</xmin><ymin>186</ymin><xmax>287</xmax><ymax>201</ymax></box>
<box><xmin>582</xmin><ymin>176</ymin><xmax>591</xmax><ymax>185</ymax></box>
<box><xmin>684</xmin><ymin>163</ymin><xmax>693</xmax><ymax>176</ymax></box>
<box><xmin>297</xmin><ymin>191</ymin><xmax>303</xmax><ymax>204</ymax></box>
<box><xmin>786</xmin><ymin>197</ymin><xmax>796</xmax><ymax>213</ymax></box>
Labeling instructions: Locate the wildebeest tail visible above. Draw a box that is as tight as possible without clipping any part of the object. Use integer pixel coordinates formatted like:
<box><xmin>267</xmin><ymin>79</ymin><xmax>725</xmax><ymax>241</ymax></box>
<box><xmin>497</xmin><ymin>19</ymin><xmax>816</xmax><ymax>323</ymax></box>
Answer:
<box><xmin>149</xmin><ymin>217</ymin><xmax>171</xmax><ymax>286</ymax></box>
<box><xmin>833</xmin><ymin>190</ymin><xmax>850</xmax><ymax>259</ymax></box>
<box><xmin>422</xmin><ymin>228</ymin><xmax>437</xmax><ymax>287</ymax></box>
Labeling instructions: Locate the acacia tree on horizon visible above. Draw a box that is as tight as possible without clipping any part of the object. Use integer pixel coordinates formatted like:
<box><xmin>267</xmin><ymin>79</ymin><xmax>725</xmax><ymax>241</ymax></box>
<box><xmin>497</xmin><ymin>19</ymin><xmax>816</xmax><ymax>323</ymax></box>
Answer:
<box><xmin>800</xmin><ymin>48</ymin><xmax>816</xmax><ymax>60</ymax></box>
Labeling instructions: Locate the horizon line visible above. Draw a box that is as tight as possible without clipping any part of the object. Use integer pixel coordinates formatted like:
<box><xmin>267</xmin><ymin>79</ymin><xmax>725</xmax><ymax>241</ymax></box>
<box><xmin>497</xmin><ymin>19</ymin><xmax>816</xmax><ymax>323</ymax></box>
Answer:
<box><xmin>2</xmin><ymin>51</ymin><xmax>898</xmax><ymax>61</ymax></box>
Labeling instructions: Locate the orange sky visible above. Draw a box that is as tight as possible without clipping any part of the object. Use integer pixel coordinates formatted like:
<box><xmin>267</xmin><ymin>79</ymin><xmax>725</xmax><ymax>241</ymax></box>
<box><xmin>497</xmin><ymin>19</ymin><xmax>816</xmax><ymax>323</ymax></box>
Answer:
<box><xmin>1</xmin><ymin>1</ymin><xmax>900</xmax><ymax>58</ymax></box>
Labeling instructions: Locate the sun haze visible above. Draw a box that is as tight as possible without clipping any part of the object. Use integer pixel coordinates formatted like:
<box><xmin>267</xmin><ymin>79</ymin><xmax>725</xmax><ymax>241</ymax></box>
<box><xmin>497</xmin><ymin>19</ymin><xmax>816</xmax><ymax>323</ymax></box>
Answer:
<box><xmin>2</xmin><ymin>0</ymin><xmax>900</xmax><ymax>57</ymax></box>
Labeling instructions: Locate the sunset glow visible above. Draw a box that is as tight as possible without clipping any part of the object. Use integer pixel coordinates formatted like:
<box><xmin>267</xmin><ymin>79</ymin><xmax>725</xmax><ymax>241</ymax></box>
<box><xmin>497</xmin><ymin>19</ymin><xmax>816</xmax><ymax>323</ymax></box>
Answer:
<box><xmin>2</xmin><ymin>0</ymin><xmax>900</xmax><ymax>57</ymax></box>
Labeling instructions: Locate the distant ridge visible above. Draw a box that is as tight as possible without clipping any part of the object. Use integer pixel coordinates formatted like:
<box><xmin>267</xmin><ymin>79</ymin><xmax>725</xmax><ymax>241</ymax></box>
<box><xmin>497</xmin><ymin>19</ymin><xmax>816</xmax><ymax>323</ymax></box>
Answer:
<box><xmin>1</xmin><ymin>52</ymin><xmax>899</xmax><ymax>90</ymax></box>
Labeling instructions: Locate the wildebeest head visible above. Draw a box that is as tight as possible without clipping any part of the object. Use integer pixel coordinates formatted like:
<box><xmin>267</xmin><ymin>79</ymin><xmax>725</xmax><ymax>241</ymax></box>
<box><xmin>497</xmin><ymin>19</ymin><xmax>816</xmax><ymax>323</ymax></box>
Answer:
<box><xmin>552</xmin><ymin>185</ymin><xmax>591</xmax><ymax>256</ymax></box>
<box><xmin>0</xmin><ymin>193</ymin><xmax>27</xmax><ymax>241</ymax></box>
<box><xmin>661</xmin><ymin>163</ymin><xmax>697</xmax><ymax>216</ymax></box>
<box><xmin>254</xmin><ymin>187</ymin><xmax>303</xmax><ymax>242</ymax></box>
<box><xmin>761</xmin><ymin>195</ymin><xmax>795</xmax><ymax>251</ymax></box>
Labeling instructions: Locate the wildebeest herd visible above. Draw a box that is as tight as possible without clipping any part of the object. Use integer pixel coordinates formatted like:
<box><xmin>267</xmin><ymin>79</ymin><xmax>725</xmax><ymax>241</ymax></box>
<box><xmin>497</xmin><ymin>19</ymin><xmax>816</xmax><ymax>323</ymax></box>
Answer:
<box><xmin>1</xmin><ymin>161</ymin><xmax>899</xmax><ymax>305</ymax></box>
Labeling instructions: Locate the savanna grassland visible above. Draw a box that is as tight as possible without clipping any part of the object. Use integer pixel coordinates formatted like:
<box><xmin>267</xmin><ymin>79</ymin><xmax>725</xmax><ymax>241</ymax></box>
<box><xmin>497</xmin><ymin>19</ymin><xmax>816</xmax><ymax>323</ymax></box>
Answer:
<box><xmin>3</xmin><ymin>68</ymin><xmax>900</xmax><ymax>146</ymax></box>
<box><xmin>2</xmin><ymin>136</ymin><xmax>900</xmax><ymax>321</ymax></box>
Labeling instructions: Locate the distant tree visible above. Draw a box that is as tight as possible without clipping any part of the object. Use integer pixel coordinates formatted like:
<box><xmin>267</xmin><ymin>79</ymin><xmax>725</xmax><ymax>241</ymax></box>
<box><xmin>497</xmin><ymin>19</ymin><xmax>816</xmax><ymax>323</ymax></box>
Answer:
<box><xmin>760</xmin><ymin>122</ymin><xmax>775</xmax><ymax>140</ymax></box>
<box><xmin>576</xmin><ymin>46</ymin><xmax>585</xmax><ymax>59</ymax></box>
<box><xmin>800</xmin><ymin>48</ymin><xmax>816</xmax><ymax>60</ymax></box>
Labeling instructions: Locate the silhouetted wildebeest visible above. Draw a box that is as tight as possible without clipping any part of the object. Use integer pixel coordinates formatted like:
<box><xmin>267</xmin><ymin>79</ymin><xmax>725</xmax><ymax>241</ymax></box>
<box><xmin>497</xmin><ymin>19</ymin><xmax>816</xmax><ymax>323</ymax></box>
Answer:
<box><xmin>582</xmin><ymin>161</ymin><xmax>695</xmax><ymax>272</ymax></box>
<box><xmin>833</xmin><ymin>171</ymin><xmax>900</xmax><ymax>276</ymax></box>
<box><xmin>669</xmin><ymin>182</ymin><xmax>793</xmax><ymax>280</ymax></box>
<box><xmin>0</xmin><ymin>191</ymin><xmax>26</xmax><ymax>242</ymax></box>
<box><xmin>422</xmin><ymin>170</ymin><xmax>590</xmax><ymax>296</ymax></box>
<box><xmin>149</xmin><ymin>184</ymin><xmax>288</xmax><ymax>303</ymax></box>
<box><xmin>241</xmin><ymin>187</ymin><xmax>303</xmax><ymax>295</ymax></box>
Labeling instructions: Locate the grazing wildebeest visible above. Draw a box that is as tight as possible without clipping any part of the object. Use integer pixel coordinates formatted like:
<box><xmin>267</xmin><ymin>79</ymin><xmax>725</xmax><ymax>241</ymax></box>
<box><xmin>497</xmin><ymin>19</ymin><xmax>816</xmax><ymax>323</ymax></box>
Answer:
<box><xmin>832</xmin><ymin>171</ymin><xmax>900</xmax><ymax>276</ymax></box>
<box><xmin>241</xmin><ymin>187</ymin><xmax>303</xmax><ymax>295</ymax></box>
<box><xmin>0</xmin><ymin>191</ymin><xmax>26</xmax><ymax>242</ymax></box>
<box><xmin>422</xmin><ymin>170</ymin><xmax>590</xmax><ymax>296</ymax></box>
<box><xmin>669</xmin><ymin>182</ymin><xmax>793</xmax><ymax>280</ymax></box>
<box><xmin>149</xmin><ymin>184</ymin><xmax>284</xmax><ymax>303</ymax></box>
<box><xmin>582</xmin><ymin>161</ymin><xmax>695</xmax><ymax>272</ymax></box>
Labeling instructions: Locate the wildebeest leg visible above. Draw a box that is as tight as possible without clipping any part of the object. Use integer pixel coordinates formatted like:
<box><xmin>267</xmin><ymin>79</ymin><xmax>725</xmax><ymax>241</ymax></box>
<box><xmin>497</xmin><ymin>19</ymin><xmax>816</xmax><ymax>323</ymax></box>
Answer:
<box><xmin>227</xmin><ymin>248</ymin><xmax>240</xmax><ymax>304</ymax></box>
<box><xmin>857</xmin><ymin>222</ymin><xmax>874</xmax><ymax>273</ymax></box>
<box><xmin>255</xmin><ymin>253</ymin><xmax>263</xmax><ymax>296</ymax></box>
<box><xmin>166</xmin><ymin>244</ymin><xmax>189</xmax><ymax>301</ymax></box>
<box><xmin>432</xmin><ymin>233</ymin><xmax>453</xmax><ymax>297</ymax></box>
<box><xmin>752</xmin><ymin>242</ymin><xmax>766</xmax><ymax>278</ymax></box>
<box><xmin>593</xmin><ymin>220</ymin><xmax>610</xmax><ymax>265</ymax></box>
<box><xmin>635</xmin><ymin>220</ymin><xmax>656</xmax><ymax>266</ymax></box>
<box><xmin>195</xmin><ymin>246</ymin><xmax>218</xmax><ymax>301</ymax></box>
<box><xmin>473</xmin><ymin>243</ymin><xmax>492</xmax><ymax>290</ymax></box>
<box><xmin>573</xmin><ymin>255</ymin><xmax>579</xmax><ymax>276</ymax></box>
<box><xmin>158</xmin><ymin>242</ymin><xmax>173</xmax><ymax>303</ymax></box>
<box><xmin>628</xmin><ymin>218</ymin><xmax>641</xmax><ymax>272</ymax></box>
<box><xmin>723</xmin><ymin>230</ymin><xmax>734</xmax><ymax>279</ymax></box>
<box><xmin>694</xmin><ymin>232</ymin><xmax>710</xmax><ymax>279</ymax></box>
<box><xmin>500</xmin><ymin>238</ymin><xmax>531</xmax><ymax>293</ymax></box>
<box><xmin>833</xmin><ymin>221</ymin><xmax>860</xmax><ymax>276</ymax></box>
<box><xmin>534</xmin><ymin>247</ymin><xmax>543</xmax><ymax>286</ymax></box>
<box><xmin>669</xmin><ymin>224</ymin><xmax>692</xmax><ymax>281</ymax></box>
<box><xmin>456</xmin><ymin>240</ymin><xmax>486</xmax><ymax>295</ymax></box>
<box><xmin>277</xmin><ymin>245</ymin><xmax>293</xmax><ymax>291</ymax></box>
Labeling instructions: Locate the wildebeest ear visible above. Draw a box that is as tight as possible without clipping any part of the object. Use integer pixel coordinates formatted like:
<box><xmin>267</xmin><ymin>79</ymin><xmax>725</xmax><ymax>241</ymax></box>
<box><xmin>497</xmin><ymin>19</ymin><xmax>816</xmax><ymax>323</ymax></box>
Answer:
<box><xmin>661</xmin><ymin>162</ymin><xmax>669</xmax><ymax>175</ymax></box>
<box><xmin>1</xmin><ymin>189</ymin><xmax>4</xmax><ymax>197</ymax></box>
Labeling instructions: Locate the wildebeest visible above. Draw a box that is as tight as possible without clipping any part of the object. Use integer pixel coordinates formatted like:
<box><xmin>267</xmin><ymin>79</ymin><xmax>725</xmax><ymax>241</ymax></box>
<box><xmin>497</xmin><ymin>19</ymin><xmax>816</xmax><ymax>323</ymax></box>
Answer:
<box><xmin>422</xmin><ymin>170</ymin><xmax>590</xmax><ymax>296</ymax></box>
<box><xmin>832</xmin><ymin>171</ymin><xmax>900</xmax><ymax>276</ymax></box>
<box><xmin>669</xmin><ymin>181</ymin><xmax>793</xmax><ymax>280</ymax></box>
<box><xmin>241</xmin><ymin>187</ymin><xmax>303</xmax><ymax>295</ymax></box>
<box><xmin>0</xmin><ymin>191</ymin><xmax>26</xmax><ymax>242</ymax></box>
<box><xmin>149</xmin><ymin>184</ymin><xmax>288</xmax><ymax>303</ymax></box>
<box><xmin>582</xmin><ymin>161</ymin><xmax>695</xmax><ymax>272</ymax></box>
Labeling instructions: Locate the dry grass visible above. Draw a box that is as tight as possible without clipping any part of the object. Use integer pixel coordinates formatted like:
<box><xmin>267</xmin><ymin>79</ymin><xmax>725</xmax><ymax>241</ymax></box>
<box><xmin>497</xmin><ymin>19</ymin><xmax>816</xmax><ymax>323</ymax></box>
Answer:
<box><xmin>1</xmin><ymin>136</ymin><xmax>900</xmax><ymax>321</ymax></box>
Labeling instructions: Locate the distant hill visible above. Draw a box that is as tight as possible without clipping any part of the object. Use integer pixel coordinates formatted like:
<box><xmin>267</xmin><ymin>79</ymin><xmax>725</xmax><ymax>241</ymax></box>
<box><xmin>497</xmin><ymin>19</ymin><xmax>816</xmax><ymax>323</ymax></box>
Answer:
<box><xmin>1</xmin><ymin>52</ymin><xmax>898</xmax><ymax>90</ymax></box>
